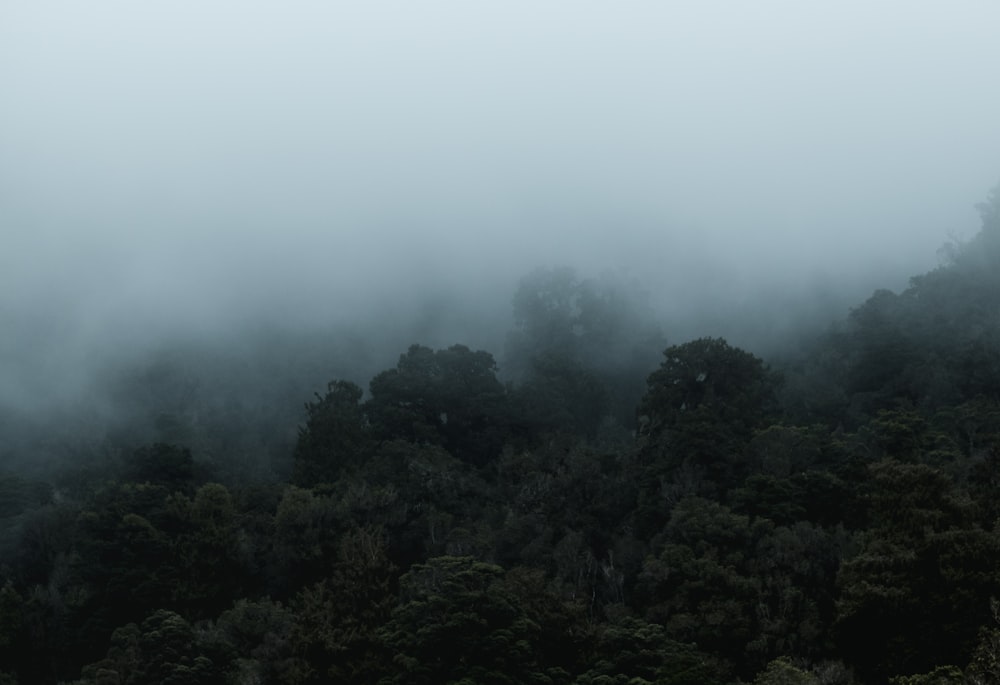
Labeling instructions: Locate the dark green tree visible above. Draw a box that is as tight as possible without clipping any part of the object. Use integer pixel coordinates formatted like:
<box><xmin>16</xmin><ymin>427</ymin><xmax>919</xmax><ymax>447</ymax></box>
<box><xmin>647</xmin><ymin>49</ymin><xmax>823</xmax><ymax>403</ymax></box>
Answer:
<box><xmin>635</xmin><ymin>338</ymin><xmax>779</xmax><ymax>525</ymax></box>
<box><xmin>636</xmin><ymin>497</ymin><xmax>766</xmax><ymax>673</ymax></box>
<box><xmin>378</xmin><ymin>556</ymin><xmax>569</xmax><ymax>684</ymax></box>
<box><xmin>366</xmin><ymin>345</ymin><xmax>510</xmax><ymax>467</ymax></box>
<box><xmin>292</xmin><ymin>380</ymin><xmax>372</xmax><ymax>486</ymax></box>
<box><xmin>835</xmin><ymin>459</ymin><xmax>1000</xmax><ymax>681</ymax></box>
<box><xmin>78</xmin><ymin>610</ymin><xmax>220</xmax><ymax>685</ymax></box>
<box><xmin>200</xmin><ymin>598</ymin><xmax>300</xmax><ymax>685</ymax></box>
<box><xmin>751</xmin><ymin>657</ymin><xmax>820</xmax><ymax>685</ymax></box>
<box><xmin>577</xmin><ymin>616</ymin><xmax>730</xmax><ymax>685</ymax></box>
<box><xmin>164</xmin><ymin>483</ymin><xmax>244</xmax><ymax>618</ymax></box>
<box><xmin>288</xmin><ymin>526</ymin><xmax>396</xmax><ymax>683</ymax></box>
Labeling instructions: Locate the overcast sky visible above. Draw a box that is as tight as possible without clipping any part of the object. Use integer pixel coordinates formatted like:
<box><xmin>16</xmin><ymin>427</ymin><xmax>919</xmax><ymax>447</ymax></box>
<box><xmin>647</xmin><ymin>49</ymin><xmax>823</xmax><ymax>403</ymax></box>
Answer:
<box><xmin>2</xmin><ymin>2</ymin><xmax>1000</xmax><ymax>374</ymax></box>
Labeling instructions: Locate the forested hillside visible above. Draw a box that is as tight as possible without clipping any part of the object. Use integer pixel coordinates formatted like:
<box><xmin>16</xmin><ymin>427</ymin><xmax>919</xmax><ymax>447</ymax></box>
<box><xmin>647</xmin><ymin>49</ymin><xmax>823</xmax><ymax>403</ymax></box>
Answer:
<box><xmin>1</xmin><ymin>188</ymin><xmax>999</xmax><ymax>685</ymax></box>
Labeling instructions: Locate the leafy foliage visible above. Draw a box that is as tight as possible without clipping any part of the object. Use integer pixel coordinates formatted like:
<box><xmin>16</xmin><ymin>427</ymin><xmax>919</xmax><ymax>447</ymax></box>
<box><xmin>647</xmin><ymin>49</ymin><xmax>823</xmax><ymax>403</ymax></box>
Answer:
<box><xmin>292</xmin><ymin>380</ymin><xmax>371</xmax><ymax>485</ymax></box>
<box><xmin>366</xmin><ymin>344</ymin><xmax>510</xmax><ymax>466</ymax></box>
<box><xmin>6</xmin><ymin>191</ymin><xmax>1000</xmax><ymax>684</ymax></box>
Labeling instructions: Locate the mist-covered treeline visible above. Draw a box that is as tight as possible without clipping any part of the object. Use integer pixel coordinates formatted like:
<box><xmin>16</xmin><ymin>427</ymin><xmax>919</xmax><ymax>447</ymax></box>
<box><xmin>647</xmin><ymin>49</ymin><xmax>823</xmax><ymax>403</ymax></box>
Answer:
<box><xmin>0</xmin><ymin>186</ymin><xmax>997</xmax><ymax>684</ymax></box>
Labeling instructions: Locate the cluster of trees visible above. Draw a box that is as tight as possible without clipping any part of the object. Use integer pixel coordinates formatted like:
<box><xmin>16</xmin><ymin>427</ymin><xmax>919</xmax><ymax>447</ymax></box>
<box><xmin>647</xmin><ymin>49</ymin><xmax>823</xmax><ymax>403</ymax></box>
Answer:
<box><xmin>1</xmin><ymin>188</ymin><xmax>999</xmax><ymax>684</ymax></box>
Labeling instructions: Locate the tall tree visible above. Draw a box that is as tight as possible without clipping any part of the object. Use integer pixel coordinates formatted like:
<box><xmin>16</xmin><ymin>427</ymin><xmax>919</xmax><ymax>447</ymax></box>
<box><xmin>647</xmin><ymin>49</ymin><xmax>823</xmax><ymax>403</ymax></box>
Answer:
<box><xmin>292</xmin><ymin>380</ymin><xmax>372</xmax><ymax>486</ymax></box>
<box><xmin>636</xmin><ymin>338</ymin><xmax>779</xmax><ymax>520</ymax></box>
<box><xmin>366</xmin><ymin>345</ymin><xmax>509</xmax><ymax>467</ymax></box>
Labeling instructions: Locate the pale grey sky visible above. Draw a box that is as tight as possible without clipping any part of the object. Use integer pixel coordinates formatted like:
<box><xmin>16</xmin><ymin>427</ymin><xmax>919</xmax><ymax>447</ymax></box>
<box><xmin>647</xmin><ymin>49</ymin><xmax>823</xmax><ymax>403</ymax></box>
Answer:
<box><xmin>2</xmin><ymin>1</ymin><xmax>999</xmax><ymax>362</ymax></box>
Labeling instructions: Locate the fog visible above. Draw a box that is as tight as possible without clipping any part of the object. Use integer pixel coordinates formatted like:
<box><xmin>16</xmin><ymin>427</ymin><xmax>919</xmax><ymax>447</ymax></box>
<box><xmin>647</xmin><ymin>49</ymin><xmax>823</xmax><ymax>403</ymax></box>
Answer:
<box><xmin>2</xmin><ymin>1</ymin><xmax>1000</xmax><ymax>424</ymax></box>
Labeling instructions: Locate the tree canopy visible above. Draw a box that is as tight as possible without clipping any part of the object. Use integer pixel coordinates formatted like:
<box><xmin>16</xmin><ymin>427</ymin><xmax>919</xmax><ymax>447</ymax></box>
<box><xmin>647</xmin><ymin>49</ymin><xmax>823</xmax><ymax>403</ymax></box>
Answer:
<box><xmin>5</xmin><ymin>186</ymin><xmax>1000</xmax><ymax>684</ymax></box>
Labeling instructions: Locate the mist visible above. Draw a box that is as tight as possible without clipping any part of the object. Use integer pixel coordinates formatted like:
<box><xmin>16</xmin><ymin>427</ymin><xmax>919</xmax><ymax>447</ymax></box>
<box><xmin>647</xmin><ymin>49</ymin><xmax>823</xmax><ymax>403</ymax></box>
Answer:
<box><xmin>2</xmin><ymin>1</ymin><xmax>1000</xmax><ymax>435</ymax></box>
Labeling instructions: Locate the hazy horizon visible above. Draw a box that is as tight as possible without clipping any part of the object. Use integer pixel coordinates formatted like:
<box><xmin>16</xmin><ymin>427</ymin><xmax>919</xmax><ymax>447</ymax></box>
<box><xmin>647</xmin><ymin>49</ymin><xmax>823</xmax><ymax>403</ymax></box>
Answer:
<box><xmin>3</xmin><ymin>2</ymin><xmax>999</xmax><ymax>415</ymax></box>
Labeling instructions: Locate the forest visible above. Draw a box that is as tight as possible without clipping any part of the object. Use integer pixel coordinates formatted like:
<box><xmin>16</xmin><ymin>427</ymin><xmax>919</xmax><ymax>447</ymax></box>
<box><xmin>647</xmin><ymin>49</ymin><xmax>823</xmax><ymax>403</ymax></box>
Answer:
<box><xmin>1</xmin><ymin>186</ymin><xmax>999</xmax><ymax>685</ymax></box>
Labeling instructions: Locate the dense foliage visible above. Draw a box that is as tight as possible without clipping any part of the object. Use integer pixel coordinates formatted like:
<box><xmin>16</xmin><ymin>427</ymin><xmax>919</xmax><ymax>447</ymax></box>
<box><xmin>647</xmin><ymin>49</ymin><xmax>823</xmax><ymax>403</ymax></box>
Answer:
<box><xmin>1</xmin><ymin>189</ymin><xmax>999</xmax><ymax>684</ymax></box>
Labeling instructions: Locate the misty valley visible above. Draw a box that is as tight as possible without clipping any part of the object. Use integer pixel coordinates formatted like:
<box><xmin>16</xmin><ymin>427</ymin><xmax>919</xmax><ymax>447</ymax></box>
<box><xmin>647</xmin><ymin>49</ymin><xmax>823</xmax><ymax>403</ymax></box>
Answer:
<box><xmin>0</xmin><ymin>189</ymin><xmax>997</xmax><ymax>684</ymax></box>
